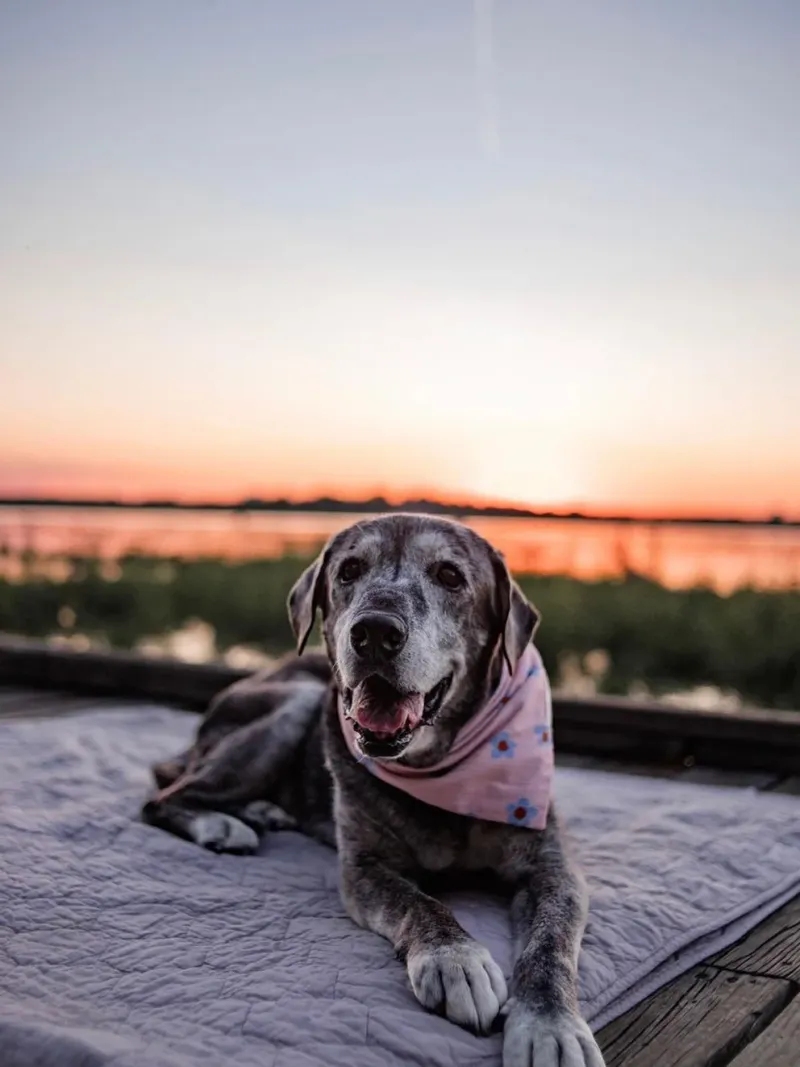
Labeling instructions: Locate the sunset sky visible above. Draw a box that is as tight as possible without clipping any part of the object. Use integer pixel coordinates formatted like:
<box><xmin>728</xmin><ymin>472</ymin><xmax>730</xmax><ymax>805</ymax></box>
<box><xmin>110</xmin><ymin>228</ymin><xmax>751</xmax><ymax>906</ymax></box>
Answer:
<box><xmin>1</xmin><ymin>1</ymin><xmax>798</xmax><ymax>517</ymax></box>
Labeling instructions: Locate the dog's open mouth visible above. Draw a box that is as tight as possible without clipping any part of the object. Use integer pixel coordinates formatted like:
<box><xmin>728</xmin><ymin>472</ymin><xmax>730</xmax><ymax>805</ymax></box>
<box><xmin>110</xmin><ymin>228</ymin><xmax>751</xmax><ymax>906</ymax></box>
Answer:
<box><xmin>343</xmin><ymin>674</ymin><xmax>452</xmax><ymax>758</ymax></box>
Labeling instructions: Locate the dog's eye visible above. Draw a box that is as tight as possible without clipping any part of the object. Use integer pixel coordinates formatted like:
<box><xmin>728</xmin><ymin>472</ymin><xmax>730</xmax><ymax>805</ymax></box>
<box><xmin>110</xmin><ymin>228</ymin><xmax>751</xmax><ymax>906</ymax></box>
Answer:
<box><xmin>338</xmin><ymin>558</ymin><xmax>363</xmax><ymax>584</ymax></box>
<box><xmin>436</xmin><ymin>563</ymin><xmax>465</xmax><ymax>590</ymax></box>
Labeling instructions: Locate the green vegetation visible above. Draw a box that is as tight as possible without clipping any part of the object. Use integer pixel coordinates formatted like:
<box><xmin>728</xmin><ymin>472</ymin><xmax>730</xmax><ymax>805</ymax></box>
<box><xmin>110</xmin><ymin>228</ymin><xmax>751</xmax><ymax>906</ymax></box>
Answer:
<box><xmin>1</xmin><ymin>552</ymin><xmax>798</xmax><ymax>709</ymax></box>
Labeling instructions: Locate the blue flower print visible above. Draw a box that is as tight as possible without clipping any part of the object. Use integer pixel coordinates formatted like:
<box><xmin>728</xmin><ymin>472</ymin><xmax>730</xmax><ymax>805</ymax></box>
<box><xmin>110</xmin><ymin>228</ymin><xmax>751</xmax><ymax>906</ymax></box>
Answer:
<box><xmin>491</xmin><ymin>731</ymin><xmax>517</xmax><ymax>759</ymax></box>
<box><xmin>507</xmin><ymin>798</ymin><xmax>538</xmax><ymax>827</ymax></box>
<box><xmin>533</xmin><ymin>724</ymin><xmax>552</xmax><ymax>746</ymax></box>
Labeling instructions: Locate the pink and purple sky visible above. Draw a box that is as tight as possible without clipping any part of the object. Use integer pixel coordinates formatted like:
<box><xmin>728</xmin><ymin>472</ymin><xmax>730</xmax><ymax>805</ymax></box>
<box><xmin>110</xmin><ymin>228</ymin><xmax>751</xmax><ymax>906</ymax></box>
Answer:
<box><xmin>1</xmin><ymin>1</ymin><xmax>798</xmax><ymax>517</ymax></box>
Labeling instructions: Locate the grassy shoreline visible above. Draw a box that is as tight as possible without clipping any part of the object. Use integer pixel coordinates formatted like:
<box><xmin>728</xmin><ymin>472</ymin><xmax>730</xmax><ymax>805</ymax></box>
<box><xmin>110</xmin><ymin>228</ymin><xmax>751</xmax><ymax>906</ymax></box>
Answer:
<box><xmin>1</xmin><ymin>551</ymin><xmax>798</xmax><ymax>710</ymax></box>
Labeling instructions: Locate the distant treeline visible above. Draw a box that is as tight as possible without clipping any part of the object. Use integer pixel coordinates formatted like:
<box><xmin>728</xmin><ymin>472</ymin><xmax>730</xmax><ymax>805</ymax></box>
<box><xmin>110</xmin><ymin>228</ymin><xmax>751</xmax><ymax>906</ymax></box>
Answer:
<box><xmin>1</xmin><ymin>551</ymin><xmax>799</xmax><ymax>709</ymax></box>
<box><xmin>0</xmin><ymin>497</ymin><xmax>796</xmax><ymax>527</ymax></box>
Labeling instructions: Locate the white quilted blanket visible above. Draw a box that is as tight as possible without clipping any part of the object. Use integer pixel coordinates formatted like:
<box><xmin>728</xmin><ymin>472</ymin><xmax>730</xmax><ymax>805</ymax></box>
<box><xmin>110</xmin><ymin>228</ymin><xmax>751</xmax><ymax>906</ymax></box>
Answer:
<box><xmin>1</xmin><ymin>705</ymin><xmax>799</xmax><ymax>1067</ymax></box>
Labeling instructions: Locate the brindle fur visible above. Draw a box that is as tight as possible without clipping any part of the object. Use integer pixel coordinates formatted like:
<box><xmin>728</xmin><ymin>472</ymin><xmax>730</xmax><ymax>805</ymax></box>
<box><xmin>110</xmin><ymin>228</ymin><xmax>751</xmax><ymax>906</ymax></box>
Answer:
<box><xmin>142</xmin><ymin>515</ymin><xmax>605</xmax><ymax>1067</ymax></box>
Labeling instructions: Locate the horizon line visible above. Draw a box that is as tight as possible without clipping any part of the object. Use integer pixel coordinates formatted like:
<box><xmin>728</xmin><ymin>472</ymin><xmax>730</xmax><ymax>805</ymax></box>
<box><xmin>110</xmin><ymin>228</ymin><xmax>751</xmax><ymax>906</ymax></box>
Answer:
<box><xmin>0</xmin><ymin>495</ymin><xmax>797</xmax><ymax>529</ymax></box>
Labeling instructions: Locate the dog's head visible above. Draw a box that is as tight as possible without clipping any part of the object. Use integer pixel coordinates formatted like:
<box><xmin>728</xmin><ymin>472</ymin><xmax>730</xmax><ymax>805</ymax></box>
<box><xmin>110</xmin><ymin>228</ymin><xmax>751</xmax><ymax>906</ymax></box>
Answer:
<box><xmin>287</xmin><ymin>514</ymin><xmax>539</xmax><ymax>765</ymax></box>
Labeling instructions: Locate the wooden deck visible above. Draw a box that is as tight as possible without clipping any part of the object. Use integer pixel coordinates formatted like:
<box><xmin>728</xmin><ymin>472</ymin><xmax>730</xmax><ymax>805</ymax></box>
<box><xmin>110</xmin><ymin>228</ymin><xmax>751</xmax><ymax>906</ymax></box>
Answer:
<box><xmin>1</xmin><ymin>639</ymin><xmax>798</xmax><ymax>1067</ymax></box>
<box><xmin>592</xmin><ymin>785</ymin><xmax>800</xmax><ymax>1067</ymax></box>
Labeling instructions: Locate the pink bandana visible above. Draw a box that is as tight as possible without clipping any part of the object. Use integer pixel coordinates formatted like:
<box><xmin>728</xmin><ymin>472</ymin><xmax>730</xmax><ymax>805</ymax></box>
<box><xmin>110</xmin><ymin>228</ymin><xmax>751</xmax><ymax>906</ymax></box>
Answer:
<box><xmin>339</xmin><ymin>644</ymin><xmax>554</xmax><ymax>829</ymax></box>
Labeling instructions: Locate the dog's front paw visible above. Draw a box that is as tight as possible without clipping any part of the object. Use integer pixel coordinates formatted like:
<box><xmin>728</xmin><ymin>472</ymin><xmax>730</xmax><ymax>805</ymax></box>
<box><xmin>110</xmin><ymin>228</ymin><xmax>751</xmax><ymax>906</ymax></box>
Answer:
<box><xmin>503</xmin><ymin>1006</ymin><xmax>605</xmax><ymax>1067</ymax></box>
<box><xmin>188</xmin><ymin>813</ymin><xmax>259</xmax><ymax>854</ymax></box>
<box><xmin>407</xmin><ymin>940</ymin><xmax>507</xmax><ymax>1034</ymax></box>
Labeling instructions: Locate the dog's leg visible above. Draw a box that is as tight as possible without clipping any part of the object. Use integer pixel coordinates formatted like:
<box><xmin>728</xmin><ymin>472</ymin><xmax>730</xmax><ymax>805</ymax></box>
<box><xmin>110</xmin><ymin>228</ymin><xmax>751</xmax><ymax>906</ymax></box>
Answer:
<box><xmin>141</xmin><ymin>799</ymin><xmax>261</xmax><ymax>854</ymax></box>
<box><xmin>142</xmin><ymin>682</ymin><xmax>324</xmax><ymax>850</ymax></box>
<box><xmin>501</xmin><ymin>813</ymin><xmax>605</xmax><ymax>1067</ymax></box>
<box><xmin>141</xmin><ymin>795</ymin><xmax>299</xmax><ymax>853</ymax></box>
<box><xmin>236</xmin><ymin>799</ymin><xmax>298</xmax><ymax>833</ymax></box>
<box><xmin>151</xmin><ymin>755</ymin><xmax>191</xmax><ymax>790</ymax></box>
<box><xmin>339</xmin><ymin>846</ymin><xmax>507</xmax><ymax>1034</ymax></box>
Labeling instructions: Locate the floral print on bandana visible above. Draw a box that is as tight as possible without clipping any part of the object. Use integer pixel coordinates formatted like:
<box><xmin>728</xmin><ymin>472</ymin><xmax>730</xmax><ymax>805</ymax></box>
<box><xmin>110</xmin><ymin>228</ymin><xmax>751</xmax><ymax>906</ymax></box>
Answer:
<box><xmin>507</xmin><ymin>798</ymin><xmax>538</xmax><ymax>827</ymax></box>
<box><xmin>491</xmin><ymin>731</ymin><xmax>517</xmax><ymax>759</ymax></box>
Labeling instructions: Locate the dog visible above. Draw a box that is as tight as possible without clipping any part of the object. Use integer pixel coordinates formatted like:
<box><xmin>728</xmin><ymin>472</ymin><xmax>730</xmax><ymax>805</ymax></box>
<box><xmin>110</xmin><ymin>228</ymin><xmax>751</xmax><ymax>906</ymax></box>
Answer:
<box><xmin>143</xmin><ymin>514</ymin><xmax>605</xmax><ymax>1067</ymax></box>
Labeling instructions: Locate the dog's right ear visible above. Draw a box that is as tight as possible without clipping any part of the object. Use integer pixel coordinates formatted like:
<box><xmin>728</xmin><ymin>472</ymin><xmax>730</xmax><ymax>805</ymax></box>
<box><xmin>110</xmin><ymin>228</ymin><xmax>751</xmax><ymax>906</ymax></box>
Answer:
<box><xmin>489</xmin><ymin>547</ymin><xmax>540</xmax><ymax>675</ymax></box>
<box><xmin>287</xmin><ymin>547</ymin><xmax>332</xmax><ymax>654</ymax></box>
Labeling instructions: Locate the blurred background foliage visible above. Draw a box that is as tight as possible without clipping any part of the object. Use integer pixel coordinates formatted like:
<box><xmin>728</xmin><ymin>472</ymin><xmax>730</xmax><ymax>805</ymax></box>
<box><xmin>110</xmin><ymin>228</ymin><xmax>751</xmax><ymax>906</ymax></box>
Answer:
<box><xmin>2</xmin><ymin>550</ymin><xmax>798</xmax><ymax>710</ymax></box>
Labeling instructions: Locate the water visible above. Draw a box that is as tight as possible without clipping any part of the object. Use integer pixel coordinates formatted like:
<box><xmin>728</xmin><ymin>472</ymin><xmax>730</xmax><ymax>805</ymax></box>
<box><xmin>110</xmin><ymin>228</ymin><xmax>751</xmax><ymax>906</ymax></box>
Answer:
<box><xmin>1</xmin><ymin>506</ymin><xmax>799</xmax><ymax>593</ymax></box>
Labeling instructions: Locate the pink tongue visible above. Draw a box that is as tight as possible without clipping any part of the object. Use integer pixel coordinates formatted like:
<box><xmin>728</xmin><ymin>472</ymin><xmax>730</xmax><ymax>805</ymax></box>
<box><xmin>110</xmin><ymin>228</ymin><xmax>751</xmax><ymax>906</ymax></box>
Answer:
<box><xmin>352</xmin><ymin>679</ymin><xmax>425</xmax><ymax>736</ymax></box>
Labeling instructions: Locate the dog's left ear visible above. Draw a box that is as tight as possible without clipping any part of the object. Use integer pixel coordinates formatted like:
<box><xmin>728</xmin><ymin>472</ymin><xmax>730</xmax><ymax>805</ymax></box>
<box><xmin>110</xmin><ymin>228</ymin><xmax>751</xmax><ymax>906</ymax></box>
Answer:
<box><xmin>490</xmin><ymin>549</ymin><xmax>540</xmax><ymax>673</ymax></box>
<box><xmin>287</xmin><ymin>544</ymin><xmax>334</xmax><ymax>654</ymax></box>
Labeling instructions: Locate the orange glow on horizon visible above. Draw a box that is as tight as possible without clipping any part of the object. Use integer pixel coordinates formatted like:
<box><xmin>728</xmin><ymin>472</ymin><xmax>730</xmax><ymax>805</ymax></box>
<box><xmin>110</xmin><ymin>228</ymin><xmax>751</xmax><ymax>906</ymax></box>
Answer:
<box><xmin>2</xmin><ymin>420</ymin><xmax>798</xmax><ymax>523</ymax></box>
<box><xmin>1</xmin><ymin>468</ymin><xmax>797</xmax><ymax>523</ymax></box>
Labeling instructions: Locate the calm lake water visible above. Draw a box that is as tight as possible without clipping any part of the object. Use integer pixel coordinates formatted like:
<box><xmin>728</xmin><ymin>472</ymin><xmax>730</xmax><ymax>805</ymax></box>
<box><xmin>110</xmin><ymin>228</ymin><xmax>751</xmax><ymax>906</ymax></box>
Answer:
<box><xmin>1</xmin><ymin>506</ymin><xmax>799</xmax><ymax>593</ymax></box>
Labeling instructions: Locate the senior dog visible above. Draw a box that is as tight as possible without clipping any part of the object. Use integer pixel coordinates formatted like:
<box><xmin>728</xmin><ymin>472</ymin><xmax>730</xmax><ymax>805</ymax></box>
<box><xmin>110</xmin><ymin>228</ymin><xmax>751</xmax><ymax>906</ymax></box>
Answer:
<box><xmin>143</xmin><ymin>514</ymin><xmax>605</xmax><ymax>1067</ymax></box>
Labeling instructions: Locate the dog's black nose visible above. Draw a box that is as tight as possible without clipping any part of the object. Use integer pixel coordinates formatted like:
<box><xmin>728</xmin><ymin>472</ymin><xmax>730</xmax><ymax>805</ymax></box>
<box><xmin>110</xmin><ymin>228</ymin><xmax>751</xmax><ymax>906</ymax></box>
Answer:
<box><xmin>350</xmin><ymin>613</ymin><xmax>407</xmax><ymax>661</ymax></box>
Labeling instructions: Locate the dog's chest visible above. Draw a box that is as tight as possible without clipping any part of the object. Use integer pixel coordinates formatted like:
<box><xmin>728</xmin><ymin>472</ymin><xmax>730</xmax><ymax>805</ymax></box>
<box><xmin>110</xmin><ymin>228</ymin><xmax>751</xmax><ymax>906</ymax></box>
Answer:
<box><xmin>404</xmin><ymin>816</ymin><xmax>509</xmax><ymax>874</ymax></box>
<box><xmin>411</xmin><ymin>831</ymin><xmax>459</xmax><ymax>872</ymax></box>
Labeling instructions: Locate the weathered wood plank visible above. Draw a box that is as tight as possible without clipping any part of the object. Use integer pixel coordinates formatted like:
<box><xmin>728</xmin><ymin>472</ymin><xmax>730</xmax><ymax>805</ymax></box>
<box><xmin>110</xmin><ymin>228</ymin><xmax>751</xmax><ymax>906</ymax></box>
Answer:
<box><xmin>0</xmin><ymin>686</ymin><xmax>40</xmax><ymax>699</ymax></box>
<box><xmin>553</xmin><ymin>724</ymin><xmax>687</xmax><ymax>766</ymax></box>
<box><xmin>727</xmin><ymin>997</ymin><xmax>800</xmax><ymax>1067</ymax></box>
<box><xmin>556</xmin><ymin>698</ymin><xmax>800</xmax><ymax>774</ymax></box>
<box><xmin>556</xmin><ymin>752</ymin><xmax>684</xmax><ymax>779</ymax></box>
<box><xmin>556</xmin><ymin>693</ymin><xmax>800</xmax><ymax>743</ymax></box>
<box><xmin>598</xmin><ymin>966</ymin><xmax>792</xmax><ymax>1067</ymax></box>
<box><xmin>709</xmin><ymin>895</ymin><xmax>800</xmax><ymax>982</ymax></box>
<box><xmin>770</xmin><ymin>776</ymin><xmax>800</xmax><ymax>795</ymax></box>
<box><xmin>0</xmin><ymin>687</ymin><xmax>58</xmax><ymax>709</ymax></box>
<box><xmin>0</xmin><ymin>639</ymin><xmax>242</xmax><ymax>710</ymax></box>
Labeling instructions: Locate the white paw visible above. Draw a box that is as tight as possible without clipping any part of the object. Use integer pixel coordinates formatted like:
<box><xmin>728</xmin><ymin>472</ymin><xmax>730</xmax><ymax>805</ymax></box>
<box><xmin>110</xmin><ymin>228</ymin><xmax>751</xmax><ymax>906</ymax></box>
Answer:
<box><xmin>188</xmin><ymin>813</ymin><xmax>259</xmax><ymax>854</ymax></box>
<box><xmin>503</xmin><ymin>1007</ymin><xmax>605</xmax><ymax>1067</ymax></box>
<box><xmin>407</xmin><ymin>940</ymin><xmax>507</xmax><ymax>1034</ymax></box>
